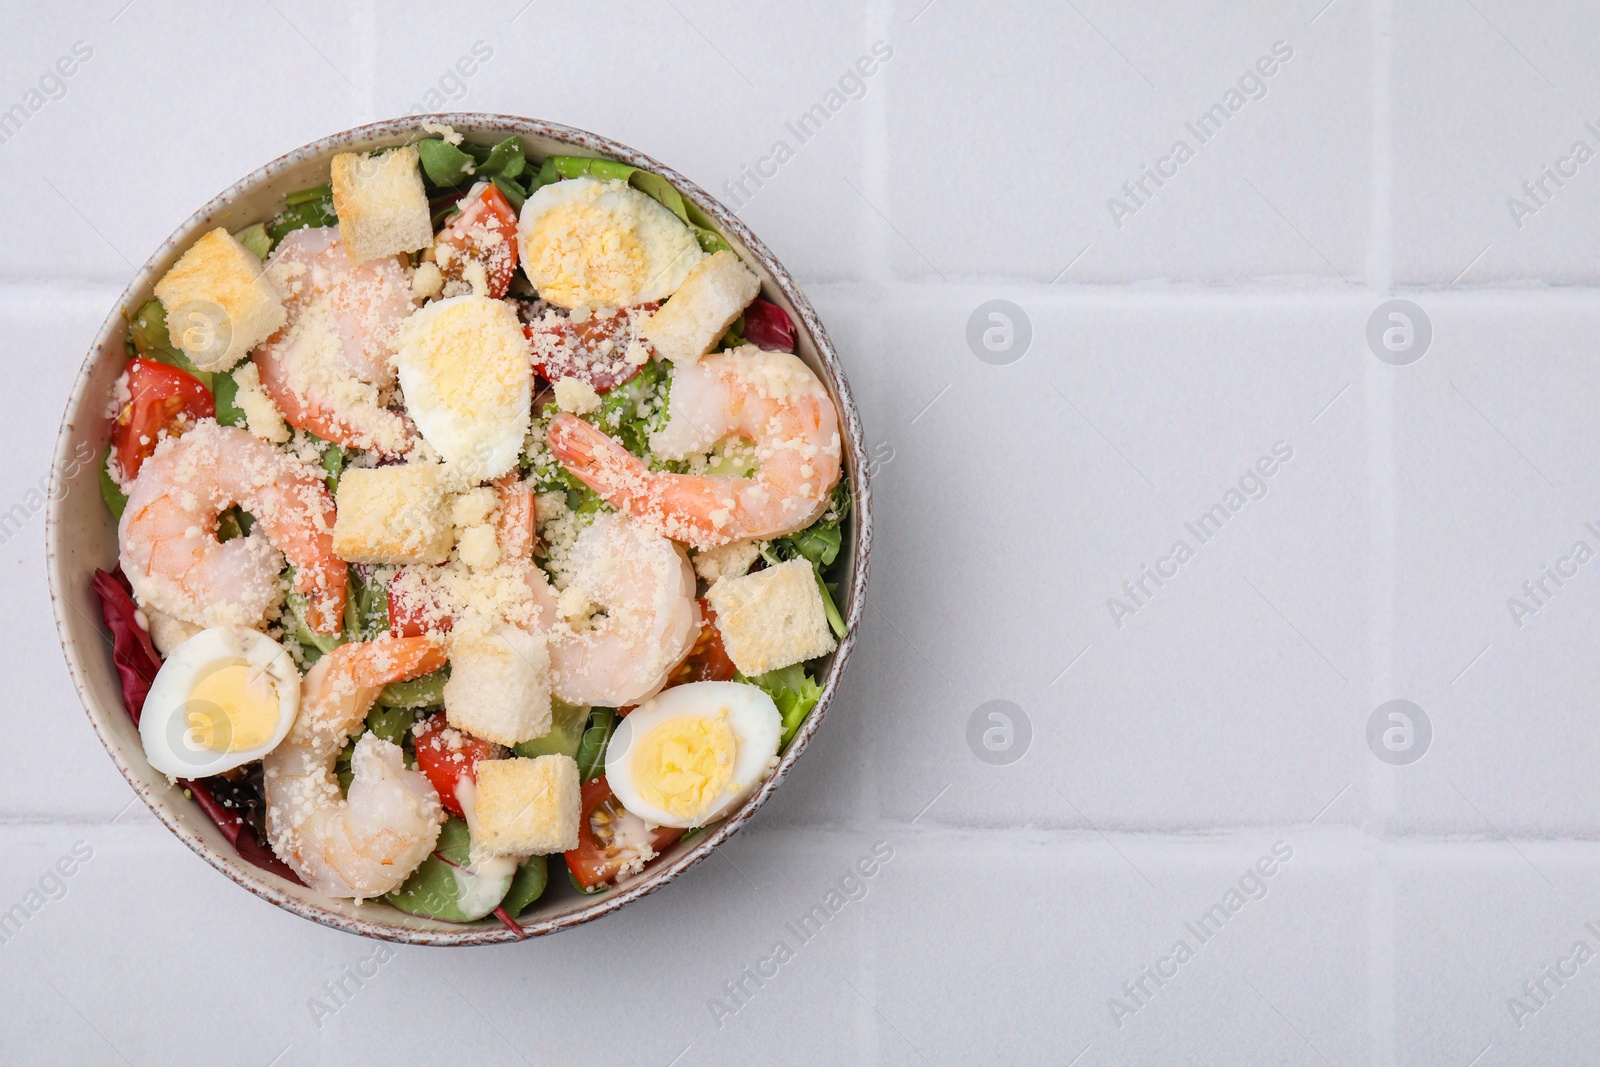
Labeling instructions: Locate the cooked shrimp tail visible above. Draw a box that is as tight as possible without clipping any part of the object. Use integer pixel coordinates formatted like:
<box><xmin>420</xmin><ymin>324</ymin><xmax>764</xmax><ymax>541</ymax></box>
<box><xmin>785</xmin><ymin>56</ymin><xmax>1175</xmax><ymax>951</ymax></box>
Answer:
<box><xmin>263</xmin><ymin>636</ymin><xmax>448</xmax><ymax>899</ymax></box>
<box><xmin>545</xmin><ymin>347</ymin><xmax>842</xmax><ymax>547</ymax></box>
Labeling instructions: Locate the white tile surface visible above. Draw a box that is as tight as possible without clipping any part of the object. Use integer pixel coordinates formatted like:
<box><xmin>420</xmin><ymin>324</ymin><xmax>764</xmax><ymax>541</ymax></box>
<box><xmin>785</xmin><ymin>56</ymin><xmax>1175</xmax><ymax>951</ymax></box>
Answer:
<box><xmin>8</xmin><ymin>0</ymin><xmax>1600</xmax><ymax>1063</ymax></box>
<box><xmin>1392</xmin><ymin>0</ymin><xmax>1600</xmax><ymax>285</ymax></box>
<box><xmin>886</xmin><ymin>1</ymin><xmax>1374</xmax><ymax>283</ymax></box>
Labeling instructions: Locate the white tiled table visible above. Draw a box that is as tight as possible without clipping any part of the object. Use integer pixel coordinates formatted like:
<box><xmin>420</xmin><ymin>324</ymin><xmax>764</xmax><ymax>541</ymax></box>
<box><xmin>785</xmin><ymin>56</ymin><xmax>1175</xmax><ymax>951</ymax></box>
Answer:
<box><xmin>6</xmin><ymin>1</ymin><xmax>1600</xmax><ymax>1063</ymax></box>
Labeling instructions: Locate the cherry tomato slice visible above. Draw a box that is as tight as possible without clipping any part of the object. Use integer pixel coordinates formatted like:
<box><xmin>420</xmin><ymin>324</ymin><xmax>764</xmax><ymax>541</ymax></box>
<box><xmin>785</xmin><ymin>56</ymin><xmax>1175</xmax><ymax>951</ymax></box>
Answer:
<box><xmin>564</xmin><ymin>777</ymin><xmax>684</xmax><ymax>891</ymax></box>
<box><xmin>527</xmin><ymin>303</ymin><xmax>657</xmax><ymax>393</ymax></box>
<box><xmin>110</xmin><ymin>357</ymin><xmax>215</xmax><ymax>481</ymax></box>
<box><xmin>436</xmin><ymin>183</ymin><xmax>520</xmax><ymax>299</ymax></box>
<box><xmin>669</xmin><ymin>600</ymin><xmax>737</xmax><ymax>686</ymax></box>
<box><xmin>413</xmin><ymin>713</ymin><xmax>505</xmax><ymax>818</ymax></box>
<box><xmin>387</xmin><ymin>580</ymin><xmax>452</xmax><ymax>639</ymax></box>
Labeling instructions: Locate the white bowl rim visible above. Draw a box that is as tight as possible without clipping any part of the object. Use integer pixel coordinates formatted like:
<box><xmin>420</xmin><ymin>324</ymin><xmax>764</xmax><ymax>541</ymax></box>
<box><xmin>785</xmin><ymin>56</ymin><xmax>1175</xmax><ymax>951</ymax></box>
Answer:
<box><xmin>44</xmin><ymin>113</ymin><xmax>873</xmax><ymax>945</ymax></box>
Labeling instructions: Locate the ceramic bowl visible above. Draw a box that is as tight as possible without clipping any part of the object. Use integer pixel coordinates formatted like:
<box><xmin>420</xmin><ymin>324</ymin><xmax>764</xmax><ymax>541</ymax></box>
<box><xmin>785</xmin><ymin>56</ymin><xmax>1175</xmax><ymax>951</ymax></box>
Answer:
<box><xmin>45</xmin><ymin>115</ymin><xmax>870</xmax><ymax>944</ymax></box>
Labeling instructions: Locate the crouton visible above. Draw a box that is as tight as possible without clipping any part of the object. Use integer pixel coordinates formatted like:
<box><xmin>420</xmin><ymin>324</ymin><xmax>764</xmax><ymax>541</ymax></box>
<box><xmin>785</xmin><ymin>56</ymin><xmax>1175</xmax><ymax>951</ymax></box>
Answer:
<box><xmin>706</xmin><ymin>558</ymin><xmax>836</xmax><ymax>675</ymax></box>
<box><xmin>444</xmin><ymin>624</ymin><xmax>551</xmax><ymax>746</ymax></box>
<box><xmin>153</xmin><ymin>228</ymin><xmax>286</xmax><ymax>372</ymax></box>
<box><xmin>641</xmin><ymin>250</ymin><xmax>760</xmax><ymax>363</ymax></box>
<box><xmin>473</xmin><ymin>755</ymin><xmax>581</xmax><ymax>856</ymax></box>
<box><xmin>331</xmin><ymin>146</ymin><xmax>433</xmax><ymax>262</ymax></box>
<box><xmin>331</xmin><ymin>464</ymin><xmax>454</xmax><ymax>564</ymax></box>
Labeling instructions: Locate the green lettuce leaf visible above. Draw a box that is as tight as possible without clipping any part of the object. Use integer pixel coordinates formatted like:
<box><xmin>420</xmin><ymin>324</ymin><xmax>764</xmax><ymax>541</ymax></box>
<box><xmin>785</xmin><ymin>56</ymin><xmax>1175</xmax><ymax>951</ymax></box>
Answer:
<box><xmin>381</xmin><ymin>818</ymin><xmax>516</xmax><ymax>923</ymax></box>
<box><xmin>266</xmin><ymin>184</ymin><xmax>336</xmax><ymax>243</ymax></box>
<box><xmin>377</xmin><ymin>666</ymin><xmax>449</xmax><ymax>709</ymax></box>
<box><xmin>738</xmin><ymin>665</ymin><xmax>823</xmax><ymax>748</ymax></box>
<box><xmin>212</xmin><ymin>369</ymin><xmax>248</xmax><ymax>427</ymax></box>
<box><xmin>127</xmin><ymin>300</ymin><xmax>213</xmax><ymax>391</ymax></box>
<box><xmin>514</xmin><ymin>700</ymin><xmax>591</xmax><ymax>761</ymax></box>
<box><xmin>500</xmin><ymin>855</ymin><xmax>550</xmax><ymax>917</ymax></box>
<box><xmin>99</xmin><ymin>448</ymin><xmax>126</xmax><ymax>520</ymax></box>
<box><xmin>417</xmin><ymin>139</ymin><xmax>476</xmax><ymax>186</ymax></box>
<box><xmin>575</xmin><ymin>708</ymin><xmax>616</xmax><ymax>781</ymax></box>
<box><xmin>233</xmin><ymin>222</ymin><xmax>272</xmax><ymax>260</ymax></box>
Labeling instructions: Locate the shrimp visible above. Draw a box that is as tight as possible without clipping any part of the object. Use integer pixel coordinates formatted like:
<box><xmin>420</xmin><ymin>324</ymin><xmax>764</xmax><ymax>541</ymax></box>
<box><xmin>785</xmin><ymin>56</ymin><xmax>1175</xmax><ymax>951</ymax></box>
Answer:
<box><xmin>263</xmin><ymin>636</ymin><xmax>448</xmax><ymax>899</ymax></box>
<box><xmin>253</xmin><ymin>226</ymin><xmax>416</xmax><ymax>455</ymax></box>
<box><xmin>545</xmin><ymin>347</ymin><xmax>842</xmax><ymax>547</ymax></box>
<box><xmin>118</xmin><ymin>420</ymin><xmax>346</xmax><ymax>634</ymax></box>
<box><xmin>494</xmin><ymin>480</ymin><xmax>699</xmax><ymax>708</ymax></box>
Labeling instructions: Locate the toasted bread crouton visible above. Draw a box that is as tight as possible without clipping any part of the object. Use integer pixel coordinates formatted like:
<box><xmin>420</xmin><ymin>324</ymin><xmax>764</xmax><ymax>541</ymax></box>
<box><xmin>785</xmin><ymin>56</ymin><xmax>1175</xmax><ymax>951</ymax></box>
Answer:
<box><xmin>641</xmin><ymin>250</ymin><xmax>760</xmax><ymax>363</ymax></box>
<box><xmin>331</xmin><ymin>464</ymin><xmax>454</xmax><ymax>564</ymax></box>
<box><xmin>473</xmin><ymin>755</ymin><xmax>581</xmax><ymax>856</ymax></box>
<box><xmin>443</xmin><ymin>624</ymin><xmax>552</xmax><ymax>747</ymax></box>
<box><xmin>693</xmin><ymin>539</ymin><xmax>761</xmax><ymax>584</ymax></box>
<box><xmin>331</xmin><ymin>146</ymin><xmax>433</xmax><ymax>262</ymax></box>
<box><xmin>706</xmin><ymin>558</ymin><xmax>836</xmax><ymax>675</ymax></box>
<box><xmin>153</xmin><ymin>228</ymin><xmax>286</xmax><ymax>372</ymax></box>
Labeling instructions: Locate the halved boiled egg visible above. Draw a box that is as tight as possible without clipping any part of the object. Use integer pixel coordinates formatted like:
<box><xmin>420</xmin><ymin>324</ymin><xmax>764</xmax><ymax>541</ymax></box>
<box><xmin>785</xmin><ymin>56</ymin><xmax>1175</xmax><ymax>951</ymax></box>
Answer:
<box><xmin>604</xmin><ymin>680</ymin><xmax>781</xmax><ymax>828</ymax></box>
<box><xmin>518</xmin><ymin>176</ymin><xmax>705</xmax><ymax>310</ymax></box>
<box><xmin>139</xmin><ymin>625</ymin><xmax>300</xmax><ymax>778</ymax></box>
<box><xmin>394</xmin><ymin>294</ymin><xmax>530</xmax><ymax>480</ymax></box>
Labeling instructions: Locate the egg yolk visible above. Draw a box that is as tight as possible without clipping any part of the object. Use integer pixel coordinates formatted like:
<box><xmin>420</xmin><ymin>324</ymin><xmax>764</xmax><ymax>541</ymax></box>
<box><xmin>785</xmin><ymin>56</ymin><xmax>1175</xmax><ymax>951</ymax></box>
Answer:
<box><xmin>631</xmin><ymin>712</ymin><xmax>737</xmax><ymax>823</ymax></box>
<box><xmin>421</xmin><ymin>300</ymin><xmax>523</xmax><ymax>413</ymax></box>
<box><xmin>526</xmin><ymin>202</ymin><xmax>647</xmax><ymax>308</ymax></box>
<box><xmin>186</xmin><ymin>662</ymin><xmax>279</xmax><ymax>753</ymax></box>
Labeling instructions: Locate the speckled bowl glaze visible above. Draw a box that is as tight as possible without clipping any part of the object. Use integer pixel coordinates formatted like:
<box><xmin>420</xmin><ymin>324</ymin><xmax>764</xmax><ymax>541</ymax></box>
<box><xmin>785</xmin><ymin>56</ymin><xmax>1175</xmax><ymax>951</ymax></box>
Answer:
<box><xmin>45</xmin><ymin>115</ymin><xmax>871</xmax><ymax>945</ymax></box>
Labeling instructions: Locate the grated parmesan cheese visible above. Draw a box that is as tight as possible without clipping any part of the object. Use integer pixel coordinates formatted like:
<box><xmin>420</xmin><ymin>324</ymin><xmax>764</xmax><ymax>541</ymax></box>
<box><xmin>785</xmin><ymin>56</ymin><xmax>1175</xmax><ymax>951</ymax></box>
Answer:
<box><xmin>231</xmin><ymin>361</ymin><xmax>290</xmax><ymax>444</ymax></box>
<box><xmin>553</xmin><ymin>377</ymin><xmax>601</xmax><ymax>415</ymax></box>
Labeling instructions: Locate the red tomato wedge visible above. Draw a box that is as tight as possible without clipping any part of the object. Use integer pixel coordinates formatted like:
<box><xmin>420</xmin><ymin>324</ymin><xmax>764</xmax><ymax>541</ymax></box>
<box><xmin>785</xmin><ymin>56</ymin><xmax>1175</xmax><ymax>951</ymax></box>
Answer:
<box><xmin>565</xmin><ymin>777</ymin><xmax>684</xmax><ymax>890</ymax></box>
<box><xmin>110</xmin><ymin>357</ymin><xmax>215</xmax><ymax>481</ymax></box>
<box><xmin>436</xmin><ymin>183</ymin><xmax>520</xmax><ymax>299</ymax></box>
<box><xmin>413</xmin><ymin>713</ymin><xmax>506</xmax><ymax>818</ymax></box>
<box><xmin>526</xmin><ymin>303</ymin><xmax>657</xmax><ymax>392</ymax></box>
<box><xmin>388</xmin><ymin>581</ymin><xmax>451</xmax><ymax>638</ymax></box>
<box><xmin>669</xmin><ymin>600</ymin><xmax>737</xmax><ymax>686</ymax></box>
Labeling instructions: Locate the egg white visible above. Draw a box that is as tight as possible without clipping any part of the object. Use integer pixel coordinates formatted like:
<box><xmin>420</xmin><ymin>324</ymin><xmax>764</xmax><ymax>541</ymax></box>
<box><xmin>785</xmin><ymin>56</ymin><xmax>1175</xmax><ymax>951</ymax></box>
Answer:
<box><xmin>518</xmin><ymin>176</ymin><xmax>705</xmax><ymax>309</ymax></box>
<box><xmin>394</xmin><ymin>294</ymin><xmax>530</xmax><ymax>480</ymax></box>
<box><xmin>604</xmin><ymin>680</ymin><xmax>781</xmax><ymax>828</ymax></box>
<box><xmin>139</xmin><ymin>626</ymin><xmax>301</xmax><ymax>778</ymax></box>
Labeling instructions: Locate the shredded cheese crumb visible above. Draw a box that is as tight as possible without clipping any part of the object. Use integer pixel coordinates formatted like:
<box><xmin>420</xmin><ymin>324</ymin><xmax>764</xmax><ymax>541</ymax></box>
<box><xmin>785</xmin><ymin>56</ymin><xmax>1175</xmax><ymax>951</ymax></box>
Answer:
<box><xmin>553</xmin><ymin>377</ymin><xmax>602</xmax><ymax>415</ymax></box>
<box><xmin>231</xmin><ymin>361</ymin><xmax>290</xmax><ymax>444</ymax></box>
<box><xmin>422</xmin><ymin>122</ymin><xmax>464</xmax><ymax>145</ymax></box>
<box><xmin>411</xmin><ymin>260</ymin><xmax>444</xmax><ymax>299</ymax></box>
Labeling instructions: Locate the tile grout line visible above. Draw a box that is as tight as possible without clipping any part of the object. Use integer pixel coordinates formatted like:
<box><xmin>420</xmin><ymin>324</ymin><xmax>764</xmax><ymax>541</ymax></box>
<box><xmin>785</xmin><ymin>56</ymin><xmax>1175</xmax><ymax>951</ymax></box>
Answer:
<box><xmin>1368</xmin><ymin>0</ymin><xmax>1398</xmax><ymax>1063</ymax></box>
<box><xmin>25</xmin><ymin>278</ymin><xmax>1600</xmax><ymax>309</ymax></box>
<box><xmin>860</xmin><ymin>0</ymin><xmax>896</xmax><ymax>822</ymax></box>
